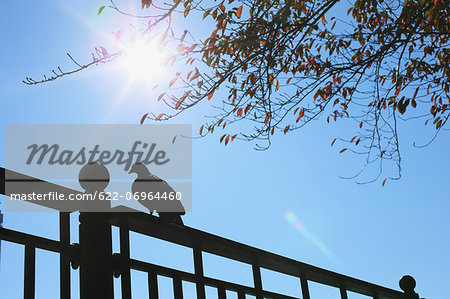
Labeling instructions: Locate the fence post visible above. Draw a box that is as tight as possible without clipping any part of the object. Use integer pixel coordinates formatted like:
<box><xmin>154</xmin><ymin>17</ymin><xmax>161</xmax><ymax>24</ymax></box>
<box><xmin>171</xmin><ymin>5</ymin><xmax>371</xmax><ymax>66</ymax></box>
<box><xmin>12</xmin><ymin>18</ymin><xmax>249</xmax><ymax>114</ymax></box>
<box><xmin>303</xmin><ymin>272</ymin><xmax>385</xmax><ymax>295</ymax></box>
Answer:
<box><xmin>79</xmin><ymin>212</ymin><xmax>113</xmax><ymax>299</ymax></box>
<box><xmin>400</xmin><ymin>275</ymin><xmax>420</xmax><ymax>299</ymax></box>
<box><xmin>78</xmin><ymin>163</ymin><xmax>114</xmax><ymax>299</ymax></box>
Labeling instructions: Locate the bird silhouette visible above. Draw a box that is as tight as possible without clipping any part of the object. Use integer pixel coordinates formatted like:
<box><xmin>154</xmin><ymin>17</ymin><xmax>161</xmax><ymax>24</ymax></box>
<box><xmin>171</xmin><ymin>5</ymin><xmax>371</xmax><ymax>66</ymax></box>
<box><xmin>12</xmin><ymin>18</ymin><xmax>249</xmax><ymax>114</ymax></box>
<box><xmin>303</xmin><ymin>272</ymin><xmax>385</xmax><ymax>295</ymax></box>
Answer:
<box><xmin>129</xmin><ymin>163</ymin><xmax>185</xmax><ymax>225</ymax></box>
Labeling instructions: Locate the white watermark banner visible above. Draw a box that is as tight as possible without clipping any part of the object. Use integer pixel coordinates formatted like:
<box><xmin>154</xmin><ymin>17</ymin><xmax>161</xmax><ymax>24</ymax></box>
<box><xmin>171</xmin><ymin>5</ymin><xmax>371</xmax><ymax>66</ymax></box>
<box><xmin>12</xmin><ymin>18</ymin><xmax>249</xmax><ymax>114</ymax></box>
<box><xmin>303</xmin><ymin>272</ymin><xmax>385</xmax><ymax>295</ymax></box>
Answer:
<box><xmin>5</xmin><ymin>124</ymin><xmax>192</xmax><ymax>212</ymax></box>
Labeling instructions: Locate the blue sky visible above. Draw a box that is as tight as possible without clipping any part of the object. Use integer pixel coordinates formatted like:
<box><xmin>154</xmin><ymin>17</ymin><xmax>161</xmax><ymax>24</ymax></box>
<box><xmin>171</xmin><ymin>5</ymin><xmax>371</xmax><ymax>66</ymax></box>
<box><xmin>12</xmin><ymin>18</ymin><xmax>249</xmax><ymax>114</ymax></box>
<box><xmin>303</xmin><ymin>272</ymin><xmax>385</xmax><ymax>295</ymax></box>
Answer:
<box><xmin>0</xmin><ymin>0</ymin><xmax>449</xmax><ymax>298</ymax></box>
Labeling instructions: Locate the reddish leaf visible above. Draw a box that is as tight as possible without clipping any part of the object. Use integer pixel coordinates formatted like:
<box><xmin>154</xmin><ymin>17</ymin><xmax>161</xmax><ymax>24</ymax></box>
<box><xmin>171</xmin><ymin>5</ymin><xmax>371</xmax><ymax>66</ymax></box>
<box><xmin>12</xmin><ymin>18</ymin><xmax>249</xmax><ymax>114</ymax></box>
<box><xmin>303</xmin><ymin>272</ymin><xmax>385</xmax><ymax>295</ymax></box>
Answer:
<box><xmin>382</xmin><ymin>178</ymin><xmax>387</xmax><ymax>186</ymax></box>
<box><xmin>321</xmin><ymin>15</ymin><xmax>327</xmax><ymax>25</ymax></box>
<box><xmin>339</xmin><ymin>148</ymin><xmax>347</xmax><ymax>153</ymax></box>
<box><xmin>100</xmin><ymin>46</ymin><xmax>109</xmax><ymax>58</ymax></box>
<box><xmin>231</xmin><ymin>134</ymin><xmax>237</xmax><ymax>141</ymax></box>
<box><xmin>412</xmin><ymin>87</ymin><xmax>419</xmax><ymax>101</ymax></box>
<box><xmin>359</xmin><ymin>121</ymin><xmax>363</xmax><ymax>128</ymax></box>
<box><xmin>169</xmin><ymin>77</ymin><xmax>177</xmax><ymax>87</ymax></box>
<box><xmin>225</xmin><ymin>135</ymin><xmax>230</xmax><ymax>145</ymax></box>
<box><xmin>350</xmin><ymin>136</ymin><xmax>356</xmax><ymax>143</ymax></box>
<box><xmin>236</xmin><ymin>5</ymin><xmax>243</xmax><ymax>18</ymax></box>
<box><xmin>140</xmin><ymin>113</ymin><xmax>148</xmax><ymax>125</ymax></box>
<box><xmin>284</xmin><ymin>125</ymin><xmax>290</xmax><ymax>134</ymax></box>
<box><xmin>157</xmin><ymin>93</ymin><xmax>166</xmax><ymax>101</ymax></box>
<box><xmin>208</xmin><ymin>90</ymin><xmax>214</xmax><ymax>100</ymax></box>
<box><xmin>331</xmin><ymin>138</ymin><xmax>336</xmax><ymax>147</ymax></box>
<box><xmin>141</xmin><ymin>0</ymin><xmax>152</xmax><ymax>9</ymax></box>
<box><xmin>190</xmin><ymin>71</ymin><xmax>201</xmax><ymax>81</ymax></box>
<box><xmin>180</xmin><ymin>30</ymin><xmax>188</xmax><ymax>43</ymax></box>
<box><xmin>155</xmin><ymin>113</ymin><xmax>164</xmax><ymax>121</ymax></box>
<box><xmin>199</xmin><ymin>125</ymin><xmax>204</xmax><ymax>135</ymax></box>
<box><xmin>184</xmin><ymin>5</ymin><xmax>191</xmax><ymax>17</ymax></box>
<box><xmin>115</xmin><ymin>30</ymin><xmax>121</xmax><ymax>41</ymax></box>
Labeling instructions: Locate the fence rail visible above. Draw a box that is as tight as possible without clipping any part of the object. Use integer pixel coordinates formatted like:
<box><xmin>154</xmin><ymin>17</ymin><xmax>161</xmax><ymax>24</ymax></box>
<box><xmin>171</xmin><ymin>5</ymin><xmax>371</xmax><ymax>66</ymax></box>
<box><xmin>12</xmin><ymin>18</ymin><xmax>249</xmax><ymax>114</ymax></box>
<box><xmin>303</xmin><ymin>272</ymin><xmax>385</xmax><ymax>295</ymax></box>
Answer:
<box><xmin>0</xmin><ymin>166</ymin><xmax>420</xmax><ymax>299</ymax></box>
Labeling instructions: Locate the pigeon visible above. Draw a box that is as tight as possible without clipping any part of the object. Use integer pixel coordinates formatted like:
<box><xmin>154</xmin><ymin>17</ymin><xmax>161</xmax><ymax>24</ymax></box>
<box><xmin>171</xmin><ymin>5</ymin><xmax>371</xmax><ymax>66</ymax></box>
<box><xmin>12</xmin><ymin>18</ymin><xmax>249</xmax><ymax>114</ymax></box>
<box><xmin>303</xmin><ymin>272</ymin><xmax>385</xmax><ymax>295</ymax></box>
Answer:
<box><xmin>129</xmin><ymin>163</ymin><xmax>185</xmax><ymax>225</ymax></box>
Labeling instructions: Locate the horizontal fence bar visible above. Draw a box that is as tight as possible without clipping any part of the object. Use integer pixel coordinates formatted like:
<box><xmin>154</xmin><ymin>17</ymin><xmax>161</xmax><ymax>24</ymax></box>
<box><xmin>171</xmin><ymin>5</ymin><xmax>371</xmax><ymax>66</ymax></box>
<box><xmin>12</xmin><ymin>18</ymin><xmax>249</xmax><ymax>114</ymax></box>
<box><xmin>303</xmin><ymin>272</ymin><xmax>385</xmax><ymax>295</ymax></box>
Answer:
<box><xmin>129</xmin><ymin>259</ymin><xmax>301</xmax><ymax>299</ymax></box>
<box><xmin>0</xmin><ymin>227</ymin><xmax>65</xmax><ymax>252</ymax></box>
<box><xmin>109</xmin><ymin>213</ymin><xmax>403</xmax><ymax>299</ymax></box>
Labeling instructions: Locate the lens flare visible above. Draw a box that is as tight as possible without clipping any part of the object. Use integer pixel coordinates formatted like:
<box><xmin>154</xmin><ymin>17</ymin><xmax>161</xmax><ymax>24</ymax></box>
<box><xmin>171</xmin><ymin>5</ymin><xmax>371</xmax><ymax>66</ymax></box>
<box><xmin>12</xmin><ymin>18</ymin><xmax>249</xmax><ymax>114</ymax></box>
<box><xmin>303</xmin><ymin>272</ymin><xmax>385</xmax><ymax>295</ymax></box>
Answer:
<box><xmin>284</xmin><ymin>210</ymin><xmax>337</xmax><ymax>263</ymax></box>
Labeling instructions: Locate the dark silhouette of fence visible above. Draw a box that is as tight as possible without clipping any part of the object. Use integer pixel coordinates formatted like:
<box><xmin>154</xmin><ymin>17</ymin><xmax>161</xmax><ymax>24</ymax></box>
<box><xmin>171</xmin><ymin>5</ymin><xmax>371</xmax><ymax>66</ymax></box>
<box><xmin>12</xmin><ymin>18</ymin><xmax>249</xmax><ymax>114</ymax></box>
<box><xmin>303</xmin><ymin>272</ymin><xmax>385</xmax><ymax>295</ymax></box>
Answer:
<box><xmin>0</xmin><ymin>166</ymin><xmax>422</xmax><ymax>299</ymax></box>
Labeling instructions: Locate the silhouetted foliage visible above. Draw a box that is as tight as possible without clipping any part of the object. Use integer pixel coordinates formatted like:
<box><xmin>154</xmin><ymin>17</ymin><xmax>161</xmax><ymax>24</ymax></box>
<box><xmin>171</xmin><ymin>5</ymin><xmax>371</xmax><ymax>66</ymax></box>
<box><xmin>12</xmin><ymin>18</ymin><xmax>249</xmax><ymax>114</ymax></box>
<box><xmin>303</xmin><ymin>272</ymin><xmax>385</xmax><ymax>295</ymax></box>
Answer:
<box><xmin>25</xmin><ymin>0</ymin><xmax>449</xmax><ymax>183</ymax></box>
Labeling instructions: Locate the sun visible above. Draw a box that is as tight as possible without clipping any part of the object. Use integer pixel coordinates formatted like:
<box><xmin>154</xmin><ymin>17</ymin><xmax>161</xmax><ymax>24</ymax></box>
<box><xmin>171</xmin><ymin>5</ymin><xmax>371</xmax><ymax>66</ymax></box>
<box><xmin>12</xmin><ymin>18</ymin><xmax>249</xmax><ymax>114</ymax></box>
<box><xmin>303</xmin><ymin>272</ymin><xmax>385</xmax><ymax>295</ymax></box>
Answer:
<box><xmin>120</xmin><ymin>39</ymin><xmax>166</xmax><ymax>80</ymax></box>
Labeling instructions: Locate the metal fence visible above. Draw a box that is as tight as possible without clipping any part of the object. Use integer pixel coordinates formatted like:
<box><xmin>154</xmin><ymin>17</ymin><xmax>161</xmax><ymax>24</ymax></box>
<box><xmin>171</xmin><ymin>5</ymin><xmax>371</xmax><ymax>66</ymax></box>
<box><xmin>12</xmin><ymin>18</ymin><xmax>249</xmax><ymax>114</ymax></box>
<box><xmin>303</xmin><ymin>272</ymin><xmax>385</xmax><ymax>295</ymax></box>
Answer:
<box><xmin>0</xmin><ymin>167</ymin><xmax>421</xmax><ymax>299</ymax></box>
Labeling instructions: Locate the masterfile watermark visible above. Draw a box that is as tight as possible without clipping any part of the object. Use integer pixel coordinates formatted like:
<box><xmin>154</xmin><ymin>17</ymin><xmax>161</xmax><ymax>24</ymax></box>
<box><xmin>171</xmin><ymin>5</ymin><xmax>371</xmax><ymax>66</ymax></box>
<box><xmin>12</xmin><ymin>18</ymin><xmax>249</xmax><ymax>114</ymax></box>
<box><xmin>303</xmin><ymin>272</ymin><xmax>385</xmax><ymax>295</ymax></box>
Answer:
<box><xmin>26</xmin><ymin>141</ymin><xmax>170</xmax><ymax>171</ymax></box>
<box><xmin>4</xmin><ymin>124</ymin><xmax>192</xmax><ymax>212</ymax></box>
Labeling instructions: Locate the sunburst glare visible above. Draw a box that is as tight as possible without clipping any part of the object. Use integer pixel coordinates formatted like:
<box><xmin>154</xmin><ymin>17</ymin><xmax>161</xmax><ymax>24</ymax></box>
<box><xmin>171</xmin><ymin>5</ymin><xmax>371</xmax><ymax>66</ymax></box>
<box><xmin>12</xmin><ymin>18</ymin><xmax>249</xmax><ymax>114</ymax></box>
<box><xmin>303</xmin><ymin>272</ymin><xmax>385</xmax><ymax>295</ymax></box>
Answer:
<box><xmin>120</xmin><ymin>39</ymin><xmax>166</xmax><ymax>81</ymax></box>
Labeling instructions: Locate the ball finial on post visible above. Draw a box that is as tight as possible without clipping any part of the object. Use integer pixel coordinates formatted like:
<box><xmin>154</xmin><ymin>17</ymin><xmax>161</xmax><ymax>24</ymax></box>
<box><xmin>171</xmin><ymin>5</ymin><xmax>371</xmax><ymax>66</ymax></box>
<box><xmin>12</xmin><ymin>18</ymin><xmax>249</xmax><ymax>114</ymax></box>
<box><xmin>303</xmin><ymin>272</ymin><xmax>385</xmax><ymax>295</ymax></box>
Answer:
<box><xmin>399</xmin><ymin>275</ymin><xmax>420</xmax><ymax>299</ymax></box>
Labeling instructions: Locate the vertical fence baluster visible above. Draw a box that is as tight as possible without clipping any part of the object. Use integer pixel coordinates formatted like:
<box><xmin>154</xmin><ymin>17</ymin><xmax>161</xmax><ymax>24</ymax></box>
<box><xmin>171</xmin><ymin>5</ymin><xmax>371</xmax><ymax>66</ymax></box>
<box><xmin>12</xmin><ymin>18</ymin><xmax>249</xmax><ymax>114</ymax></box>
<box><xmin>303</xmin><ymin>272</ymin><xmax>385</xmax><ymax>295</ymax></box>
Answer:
<box><xmin>173</xmin><ymin>276</ymin><xmax>183</xmax><ymax>299</ymax></box>
<box><xmin>59</xmin><ymin>212</ymin><xmax>70</xmax><ymax>299</ymax></box>
<box><xmin>147</xmin><ymin>271</ymin><xmax>158</xmax><ymax>299</ymax></box>
<box><xmin>340</xmin><ymin>286</ymin><xmax>348</xmax><ymax>299</ymax></box>
<box><xmin>24</xmin><ymin>245</ymin><xmax>36</xmax><ymax>299</ymax></box>
<box><xmin>237</xmin><ymin>290</ymin><xmax>246</xmax><ymax>299</ymax></box>
<box><xmin>299</xmin><ymin>276</ymin><xmax>310</xmax><ymax>299</ymax></box>
<box><xmin>193</xmin><ymin>243</ymin><xmax>206</xmax><ymax>299</ymax></box>
<box><xmin>217</xmin><ymin>285</ymin><xmax>226</xmax><ymax>299</ymax></box>
<box><xmin>120</xmin><ymin>225</ymin><xmax>132</xmax><ymax>299</ymax></box>
<box><xmin>251</xmin><ymin>258</ymin><xmax>263</xmax><ymax>299</ymax></box>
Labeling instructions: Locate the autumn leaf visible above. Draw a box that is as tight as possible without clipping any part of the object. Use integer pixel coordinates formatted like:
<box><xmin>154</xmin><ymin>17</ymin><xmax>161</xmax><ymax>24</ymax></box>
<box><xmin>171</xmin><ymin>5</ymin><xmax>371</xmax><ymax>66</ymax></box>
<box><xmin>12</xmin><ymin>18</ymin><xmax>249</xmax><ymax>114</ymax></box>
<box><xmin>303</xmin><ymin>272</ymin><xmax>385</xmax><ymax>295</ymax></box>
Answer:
<box><xmin>284</xmin><ymin>125</ymin><xmax>290</xmax><ymax>134</ymax></box>
<box><xmin>296</xmin><ymin>109</ymin><xmax>304</xmax><ymax>122</ymax></box>
<box><xmin>140</xmin><ymin>113</ymin><xmax>148</xmax><ymax>125</ymax></box>
<box><xmin>225</xmin><ymin>135</ymin><xmax>230</xmax><ymax>145</ymax></box>
<box><xmin>169</xmin><ymin>77</ymin><xmax>178</xmax><ymax>87</ymax></box>
<box><xmin>339</xmin><ymin>148</ymin><xmax>347</xmax><ymax>153</ymax></box>
<box><xmin>141</xmin><ymin>0</ymin><xmax>152</xmax><ymax>9</ymax></box>
<box><xmin>412</xmin><ymin>87</ymin><xmax>419</xmax><ymax>101</ymax></box>
<box><xmin>236</xmin><ymin>5</ymin><xmax>243</xmax><ymax>18</ymax></box>
<box><xmin>157</xmin><ymin>93</ymin><xmax>166</xmax><ymax>101</ymax></box>
<box><xmin>382</xmin><ymin>178</ymin><xmax>387</xmax><ymax>186</ymax></box>
<box><xmin>231</xmin><ymin>134</ymin><xmax>237</xmax><ymax>141</ymax></box>
<box><xmin>100</xmin><ymin>46</ymin><xmax>109</xmax><ymax>58</ymax></box>
<box><xmin>321</xmin><ymin>15</ymin><xmax>327</xmax><ymax>25</ymax></box>
<box><xmin>114</xmin><ymin>30</ymin><xmax>121</xmax><ymax>41</ymax></box>
<box><xmin>184</xmin><ymin>5</ymin><xmax>191</xmax><ymax>17</ymax></box>
<box><xmin>199</xmin><ymin>125</ymin><xmax>204</xmax><ymax>135</ymax></box>
<box><xmin>331</xmin><ymin>138</ymin><xmax>336</xmax><ymax>147</ymax></box>
<box><xmin>190</xmin><ymin>70</ymin><xmax>201</xmax><ymax>81</ymax></box>
<box><xmin>155</xmin><ymin>113</ymin><xmax>164</xmax><ymax>121</ymax></box>
<box><xmin>180</xmin><ymin>30</ymin><xmax>188</xmax><ymax>43</ymax></box>
<box><xmin>203</xmin><ymin>9</ymin><xmax>212</xmax><ymax>19</ymax></box>
<box><xmin>208</xmin><ymin>90</ymin><xmax>214</xmax><ymax>100</ymax></box>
